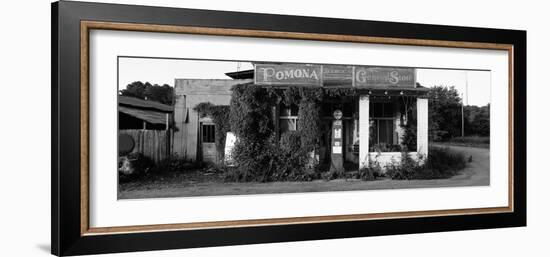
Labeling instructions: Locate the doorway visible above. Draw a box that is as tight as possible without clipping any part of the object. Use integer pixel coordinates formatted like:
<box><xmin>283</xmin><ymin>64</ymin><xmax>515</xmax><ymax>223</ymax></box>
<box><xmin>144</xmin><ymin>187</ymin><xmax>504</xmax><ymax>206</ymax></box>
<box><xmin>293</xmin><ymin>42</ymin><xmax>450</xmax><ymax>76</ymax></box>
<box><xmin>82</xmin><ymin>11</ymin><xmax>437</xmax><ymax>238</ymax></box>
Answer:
<box><xmin>200</xmin><ymin>122</ymin><xmax>217</xmax><ymax>164</ymax></box>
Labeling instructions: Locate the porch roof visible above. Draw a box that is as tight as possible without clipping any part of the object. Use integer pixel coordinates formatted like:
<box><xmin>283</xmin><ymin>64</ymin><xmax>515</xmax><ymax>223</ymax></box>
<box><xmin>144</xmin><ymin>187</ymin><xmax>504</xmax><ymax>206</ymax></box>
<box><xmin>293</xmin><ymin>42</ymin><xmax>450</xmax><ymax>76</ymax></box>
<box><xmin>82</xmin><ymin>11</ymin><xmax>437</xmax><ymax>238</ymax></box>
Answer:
<box><xmin>118</xmin><ymin>95</ymin><xmax>174</xmax><ymax>113</ymax></box>
<box><xmin>118</xmin><ymin>106</ymin><xmax>168</xmax><ymax>125</ymax></box>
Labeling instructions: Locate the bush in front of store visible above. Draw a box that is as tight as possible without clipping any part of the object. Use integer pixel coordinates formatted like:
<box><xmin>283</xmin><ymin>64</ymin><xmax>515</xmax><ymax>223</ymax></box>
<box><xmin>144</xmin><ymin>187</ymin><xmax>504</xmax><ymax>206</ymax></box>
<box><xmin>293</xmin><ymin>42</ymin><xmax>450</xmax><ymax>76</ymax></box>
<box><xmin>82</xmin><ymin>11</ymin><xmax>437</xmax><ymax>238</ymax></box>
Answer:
<box><xmin>226</xmin><ymin>84</ymin><xmax>324</xmax><ymax>182</ymax></box>
<box><xmin>386</xmin><ymin>146</ymin><xmax>466</xmax><ymax>180</ymax></box>
<box><xmin>227</xmin><ymin>132</ymin><xmax>319</xmax><ymax>182</ymax></box>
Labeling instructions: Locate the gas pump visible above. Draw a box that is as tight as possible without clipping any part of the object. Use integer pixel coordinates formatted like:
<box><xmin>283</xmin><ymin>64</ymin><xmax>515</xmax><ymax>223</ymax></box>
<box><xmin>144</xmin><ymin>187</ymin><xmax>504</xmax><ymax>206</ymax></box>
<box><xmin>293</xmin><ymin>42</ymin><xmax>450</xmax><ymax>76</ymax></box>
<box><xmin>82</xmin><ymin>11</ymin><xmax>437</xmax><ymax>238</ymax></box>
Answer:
<box><xmin>329</xmin><ymin>110</ymin><xmax>345</xmax><ymax>173</ymax></box>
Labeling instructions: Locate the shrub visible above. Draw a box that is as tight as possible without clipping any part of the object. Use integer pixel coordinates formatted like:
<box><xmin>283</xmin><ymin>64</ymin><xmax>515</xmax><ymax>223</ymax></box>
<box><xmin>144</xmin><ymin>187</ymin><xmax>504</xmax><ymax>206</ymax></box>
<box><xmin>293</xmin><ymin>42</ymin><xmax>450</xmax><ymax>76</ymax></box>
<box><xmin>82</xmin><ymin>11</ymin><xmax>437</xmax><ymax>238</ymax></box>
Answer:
<box><xmin>371</xmin><ymin>144</ymin><xmax>403</xmax><ymax>152</ymax></box>
<box><xmin>227</xmin><ymin>132</ymin><xmax>313</xmax><ymax>182</ymax></box>
<box><xmin>386</xmin><ymin>147</ymin><xmax>466</xmax><ymax>180</ymax></box>
<box><xmin>358</xmin><ymin>167</ymin><xmax>376</xmax><ymax>181</ymax></box>
<box><xmin>400</xmin><ymin>96</ymin><xmax>417</xmax><ymax>151</ymax></box>
<box><xmin>229</xmin><ymin>138</ymin><xmax>272</xmax><ymax>182</ymax></box>
<box><xmin>359</xmin><ymin>157</ymin><xmax>383</xmax><ymax>181</ymax></box>
<box><xmin>150</xmin><ymin>156</ymin><xmax>198</xmax><ymax>174</ymax></box>
<box><xmin>118</xmin><ymin>152</ymin><xmax>154</xmax><ymax>180</ymax></box>
<box><xmin>400</xmin><ymin>123</ymin><xmax>417</xmax><ymax>152</ymax></box>
<box><xmin>270</xmin><ymin>131</ymin><xmax>309</xmax><ymax>180</ymax></box>
<box><xmin>297</xmin><ymin>99</ymin><xmax>321</xmax><ymax>153</ymax></box>
<box><xmin>422</xmin><ymin>147</ymin><xmax>466</xmax><ymax>178</ymax></box>
<box><xmin>230</xmin><ymin>83</ymin><xmax>274</xmax><ymax>141</ymax></box>
<box><xmin>385</xmin><ymin>152</ymin><xmax>423</xmax><ymax>180</ymax></box>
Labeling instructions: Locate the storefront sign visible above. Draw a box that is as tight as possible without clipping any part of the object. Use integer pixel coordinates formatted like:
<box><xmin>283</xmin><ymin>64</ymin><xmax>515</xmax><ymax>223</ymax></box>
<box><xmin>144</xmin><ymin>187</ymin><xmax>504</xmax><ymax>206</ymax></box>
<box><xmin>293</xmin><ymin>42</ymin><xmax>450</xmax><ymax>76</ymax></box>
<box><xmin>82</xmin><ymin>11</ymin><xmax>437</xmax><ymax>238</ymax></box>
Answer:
<box><xmin>323</xmin><ymin>65</ymin><xmax>354</xmax><ymax>86</ymax></box>
<box><xmin>254</xmin><ymin>64</ymin><xmax>415</xmax><ymax>88</ymax></box>
<box><xmin>354</xmin><ymin>67</ymin><xmax>415</xmax><ymax>88</ymax></box>
<box><xmin>255</xmin><ymin>64</ymin><xmax>322</xmax><ymax>86</ymax></box>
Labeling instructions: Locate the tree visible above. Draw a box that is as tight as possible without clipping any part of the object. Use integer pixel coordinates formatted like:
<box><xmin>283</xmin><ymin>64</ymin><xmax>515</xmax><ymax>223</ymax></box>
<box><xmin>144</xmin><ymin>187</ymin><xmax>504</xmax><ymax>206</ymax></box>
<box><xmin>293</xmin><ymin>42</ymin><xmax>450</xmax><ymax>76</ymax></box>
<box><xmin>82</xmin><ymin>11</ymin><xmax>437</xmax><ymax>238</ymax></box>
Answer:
<box><xmin>120</xmin><ymin>81</ymin><xmax>149</xmax><ymax>99</ymax></box>
<box><xmin>400</xmin><ymin>98</ymin><xmax>417</xmax><ymax>151</ymax></box>
<box><xmin>120</xmin><ymin>81</ymin><xmax>174</xmax><ymax>105</ymax></box>
<box><xmin>428</xmin><ymin>86</ymin><xmax>462</xmax><ymax>141</ymax></box>
<box><xmin>145</xmin><ymin>84</ymin><xmax>174</xmax><ymax>105</ymax></box>
<box><xmin>464</xmin><ymin>104</ymin><xmax>490</xmax><ymax>136</ymax></box>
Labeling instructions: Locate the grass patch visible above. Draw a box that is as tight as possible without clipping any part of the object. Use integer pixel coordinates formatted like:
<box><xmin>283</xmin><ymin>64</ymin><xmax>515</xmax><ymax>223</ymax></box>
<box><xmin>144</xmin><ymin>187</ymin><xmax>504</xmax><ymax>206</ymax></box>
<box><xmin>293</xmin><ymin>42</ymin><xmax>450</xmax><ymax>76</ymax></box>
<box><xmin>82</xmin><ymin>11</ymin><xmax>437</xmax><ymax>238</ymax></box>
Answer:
<box><xmin>119</xmin><ymin>154</ymin><xmax>203</xmax><ymax>182</ymax></box>
<box><xmin>446</xmin><ymin>136</ymin><xmax>490</xmax><ymax>148</ymax></box>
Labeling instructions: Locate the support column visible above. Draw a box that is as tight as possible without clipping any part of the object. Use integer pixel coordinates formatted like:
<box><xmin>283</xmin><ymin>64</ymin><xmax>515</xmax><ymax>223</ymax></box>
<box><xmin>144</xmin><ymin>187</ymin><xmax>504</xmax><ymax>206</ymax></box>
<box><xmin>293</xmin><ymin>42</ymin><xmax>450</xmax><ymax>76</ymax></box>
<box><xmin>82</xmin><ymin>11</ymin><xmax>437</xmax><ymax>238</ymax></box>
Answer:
<box><xmin>416</xmin><ymin>98</ymin><xmax>429</xmax><ymax>159</ymax></box>
<box><xmin>359</xmin><ymin>95</ymin><xmax>370</xmax><ymax>169</ymax></box>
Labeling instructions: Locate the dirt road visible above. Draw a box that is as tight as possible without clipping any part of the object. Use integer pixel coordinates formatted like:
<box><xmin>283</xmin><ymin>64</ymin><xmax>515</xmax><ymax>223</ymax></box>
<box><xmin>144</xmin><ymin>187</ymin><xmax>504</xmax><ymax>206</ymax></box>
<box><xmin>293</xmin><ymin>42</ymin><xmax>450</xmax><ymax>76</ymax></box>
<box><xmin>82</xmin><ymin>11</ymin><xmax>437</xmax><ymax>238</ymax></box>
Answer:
<box><xmin>431</xmin><ymin>143</ymin><xmax>490</xmax><ymax>186</ymax></box>
<box><xmin>119</xmin><ymin>145</ymin><xmax>490</xmax><ymax>199</ymax></box>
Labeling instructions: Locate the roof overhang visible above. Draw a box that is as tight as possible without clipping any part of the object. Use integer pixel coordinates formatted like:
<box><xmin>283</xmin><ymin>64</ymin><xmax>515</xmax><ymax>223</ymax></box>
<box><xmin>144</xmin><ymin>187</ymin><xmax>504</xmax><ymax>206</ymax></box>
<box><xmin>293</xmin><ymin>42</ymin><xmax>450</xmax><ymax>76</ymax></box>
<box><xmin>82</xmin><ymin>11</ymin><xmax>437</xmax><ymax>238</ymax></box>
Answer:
<box><xmin>118</xmin><ymin>106</ymin><xmax>169</xmax><ymax>125</ymax></box>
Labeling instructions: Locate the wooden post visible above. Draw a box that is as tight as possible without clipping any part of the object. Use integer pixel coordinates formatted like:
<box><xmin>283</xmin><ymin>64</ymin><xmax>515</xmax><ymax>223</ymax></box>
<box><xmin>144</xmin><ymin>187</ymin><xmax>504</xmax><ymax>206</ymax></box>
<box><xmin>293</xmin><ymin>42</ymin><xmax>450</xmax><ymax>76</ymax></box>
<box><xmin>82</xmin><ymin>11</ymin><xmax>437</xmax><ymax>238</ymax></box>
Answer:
<box><xmin>165</xmin><ymin>113</ymin><xmax>169</xmax><ymax>131</ymax></box>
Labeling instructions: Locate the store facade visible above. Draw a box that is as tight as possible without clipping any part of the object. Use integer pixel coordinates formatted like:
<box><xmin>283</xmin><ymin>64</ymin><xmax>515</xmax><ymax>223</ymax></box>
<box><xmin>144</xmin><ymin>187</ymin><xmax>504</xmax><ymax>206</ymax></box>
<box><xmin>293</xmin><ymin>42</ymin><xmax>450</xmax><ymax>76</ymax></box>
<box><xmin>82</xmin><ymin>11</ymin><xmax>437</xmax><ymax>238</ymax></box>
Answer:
<box><xmin>255</xmin><ymin>63</ymin><xmax>429</xmax><ymax>170</ymax></box>
<box><xmin>173</xmin><ymin>63</ymin><xmax>429</xmax><ymax>170</ymax></box>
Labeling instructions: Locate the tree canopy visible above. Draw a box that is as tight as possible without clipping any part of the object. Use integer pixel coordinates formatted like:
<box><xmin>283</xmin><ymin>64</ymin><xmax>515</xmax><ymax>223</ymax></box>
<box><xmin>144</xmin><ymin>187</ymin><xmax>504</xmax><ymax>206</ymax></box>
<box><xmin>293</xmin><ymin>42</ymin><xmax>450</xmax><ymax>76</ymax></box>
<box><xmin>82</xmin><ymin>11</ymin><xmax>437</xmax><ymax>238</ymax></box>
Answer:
<box><xmin>428</xmin><ymin>85</ymin><xmax>490</xmax><ymax>141</ymax></box>
<box><xmin>464</xmin><ymin>104</ymin><xmax>490</xmax><ymax>137</ymax></box>
<box><xmin>119</xmin><ymin>81</ymin><xmax>174</xmax><ymax>105</ymax></box>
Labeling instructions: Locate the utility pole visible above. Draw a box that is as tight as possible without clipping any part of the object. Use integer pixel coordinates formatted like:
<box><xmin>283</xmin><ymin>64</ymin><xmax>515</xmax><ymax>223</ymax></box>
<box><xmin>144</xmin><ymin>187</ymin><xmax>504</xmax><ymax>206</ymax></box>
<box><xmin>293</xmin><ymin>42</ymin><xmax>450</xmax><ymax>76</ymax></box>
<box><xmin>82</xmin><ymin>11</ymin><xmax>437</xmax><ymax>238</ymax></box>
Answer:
<box><xmin>461</xmin><ymin>71</ymin><xmax>469</xmax><ymax>138</ymax></box>
<box><xmin>461</xmin><ymin>92</ymin><xmax>464</xmax><ymax>138</ymax></box>
<box><xmin>465</xmin><ymin>72</ymin><xmax>469</xmax><ymax>106</ymax></box>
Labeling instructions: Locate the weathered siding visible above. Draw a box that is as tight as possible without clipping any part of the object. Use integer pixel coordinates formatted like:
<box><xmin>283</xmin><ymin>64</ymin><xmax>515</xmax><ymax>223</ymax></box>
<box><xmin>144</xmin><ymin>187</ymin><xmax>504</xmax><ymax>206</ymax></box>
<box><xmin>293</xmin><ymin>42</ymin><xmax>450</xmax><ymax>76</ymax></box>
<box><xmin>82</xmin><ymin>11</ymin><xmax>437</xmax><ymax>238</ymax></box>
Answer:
<box><xmin>172</xmin><ymin>79</ymin><xmax>252</xmax><ymax>162</ymax></box>
<box><xmin>120</xmin><ymin>129</ymin><xmax>171</xmax><ymax>163</ymax></box>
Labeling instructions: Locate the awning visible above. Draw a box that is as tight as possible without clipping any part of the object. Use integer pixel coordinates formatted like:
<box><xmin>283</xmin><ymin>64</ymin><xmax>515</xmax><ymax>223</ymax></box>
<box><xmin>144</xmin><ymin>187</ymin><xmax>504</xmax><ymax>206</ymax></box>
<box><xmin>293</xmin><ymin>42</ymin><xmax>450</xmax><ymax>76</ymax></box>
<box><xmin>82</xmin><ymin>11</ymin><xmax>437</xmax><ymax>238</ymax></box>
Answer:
<box><xmin>118</xmin><ymin>106</ymin><xmax>168</xmax><ymax>125</ymax></box>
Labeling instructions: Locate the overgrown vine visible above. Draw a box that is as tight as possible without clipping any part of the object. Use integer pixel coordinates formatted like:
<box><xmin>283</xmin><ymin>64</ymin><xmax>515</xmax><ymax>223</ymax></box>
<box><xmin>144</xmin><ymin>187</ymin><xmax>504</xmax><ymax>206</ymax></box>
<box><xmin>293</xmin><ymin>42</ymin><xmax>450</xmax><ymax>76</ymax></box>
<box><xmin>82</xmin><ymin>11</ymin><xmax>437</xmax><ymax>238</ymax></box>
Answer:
<box><xmin>192</xmin><ymin>102</ymin><xmax>231</xmax><ymax>161</ymax></box>
<box><xmin>206</xmin><ymin>83</ymin><xmax>365</xmax><ymax>181</ymax></box>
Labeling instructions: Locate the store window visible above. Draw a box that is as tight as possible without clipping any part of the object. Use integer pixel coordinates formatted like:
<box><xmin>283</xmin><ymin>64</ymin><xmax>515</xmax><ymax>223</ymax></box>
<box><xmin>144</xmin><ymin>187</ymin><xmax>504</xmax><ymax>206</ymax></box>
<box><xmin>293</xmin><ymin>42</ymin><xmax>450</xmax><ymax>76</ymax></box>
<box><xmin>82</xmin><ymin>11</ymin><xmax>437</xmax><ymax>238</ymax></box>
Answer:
<box><xmin>279</xmin><ymin>104</ymin><xmax>299</xmax><ymax>133</ymax></box>
<box><xmin>370</xmin><ymin>102</ymin><xmax>397</xmax><ymax>151</ymax></box>
<box><xmin>201</xmin><ymin>124</ymin><xmax>215</xmax><ymax>143</ymax></box>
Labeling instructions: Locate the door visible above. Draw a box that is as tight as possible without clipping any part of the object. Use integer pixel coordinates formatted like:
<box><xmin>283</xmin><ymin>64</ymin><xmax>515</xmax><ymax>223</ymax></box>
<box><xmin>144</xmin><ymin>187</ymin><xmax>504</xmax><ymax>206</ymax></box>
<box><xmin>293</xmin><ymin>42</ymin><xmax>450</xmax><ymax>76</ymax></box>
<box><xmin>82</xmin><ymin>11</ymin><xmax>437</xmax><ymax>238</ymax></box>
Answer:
<box><xmin>200</xmin><ymin>123</ymin><xmax>217</xmax><ymax>164</ymax></box>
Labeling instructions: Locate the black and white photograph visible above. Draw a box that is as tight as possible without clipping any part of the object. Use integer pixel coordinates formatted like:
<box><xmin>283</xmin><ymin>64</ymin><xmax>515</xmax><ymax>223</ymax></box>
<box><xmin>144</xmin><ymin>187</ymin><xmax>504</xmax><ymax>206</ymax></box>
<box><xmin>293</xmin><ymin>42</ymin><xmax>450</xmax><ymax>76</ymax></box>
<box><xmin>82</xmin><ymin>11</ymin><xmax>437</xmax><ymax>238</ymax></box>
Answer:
<box><xmin>117</xmin><ymin>57</ymin><xmax>491</xmax><ymax>199</ymax></box>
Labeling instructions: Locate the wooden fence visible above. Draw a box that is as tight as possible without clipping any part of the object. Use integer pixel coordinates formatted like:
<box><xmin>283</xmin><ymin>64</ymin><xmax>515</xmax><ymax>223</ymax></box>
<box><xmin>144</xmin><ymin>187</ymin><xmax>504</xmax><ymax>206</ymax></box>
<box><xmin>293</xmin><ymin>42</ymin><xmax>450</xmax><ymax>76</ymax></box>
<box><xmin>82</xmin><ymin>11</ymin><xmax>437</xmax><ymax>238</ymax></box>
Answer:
<box><xmin>120</xmin><ymin>129</ymin><xmax>172</xmax><ymax>163</ymax></box>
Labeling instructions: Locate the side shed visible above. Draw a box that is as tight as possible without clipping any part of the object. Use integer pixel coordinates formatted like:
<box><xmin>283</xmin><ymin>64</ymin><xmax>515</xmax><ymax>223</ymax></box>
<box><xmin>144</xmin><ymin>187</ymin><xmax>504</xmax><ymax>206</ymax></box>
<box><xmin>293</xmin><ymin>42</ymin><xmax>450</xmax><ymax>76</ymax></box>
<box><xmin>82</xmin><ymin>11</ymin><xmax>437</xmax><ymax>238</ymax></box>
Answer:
<box><xmin>172</xmin><ymin>79</ymin><xmax>252</xmax><ymax>163</ymax></box>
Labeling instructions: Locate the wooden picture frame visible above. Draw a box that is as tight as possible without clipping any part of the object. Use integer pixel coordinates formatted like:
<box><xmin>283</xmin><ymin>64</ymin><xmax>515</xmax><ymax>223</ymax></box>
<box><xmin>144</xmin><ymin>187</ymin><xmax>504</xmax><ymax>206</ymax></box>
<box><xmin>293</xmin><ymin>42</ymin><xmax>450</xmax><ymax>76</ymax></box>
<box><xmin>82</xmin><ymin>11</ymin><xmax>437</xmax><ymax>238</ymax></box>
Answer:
<box><xmin>52</xmin><ymin>1</ymin><xmax>526</xmax><ymax>256</ymax></box>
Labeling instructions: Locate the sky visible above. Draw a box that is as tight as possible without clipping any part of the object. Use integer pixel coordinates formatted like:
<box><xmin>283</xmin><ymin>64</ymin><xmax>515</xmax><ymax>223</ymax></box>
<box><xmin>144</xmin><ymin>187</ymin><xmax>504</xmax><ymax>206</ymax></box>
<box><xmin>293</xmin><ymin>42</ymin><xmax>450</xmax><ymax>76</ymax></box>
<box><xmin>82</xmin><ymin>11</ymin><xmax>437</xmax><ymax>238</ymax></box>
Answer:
<box><xmin>118</xmin><ymin>57</ymin><xmax>491</xmax><ymax>107</ymax></box>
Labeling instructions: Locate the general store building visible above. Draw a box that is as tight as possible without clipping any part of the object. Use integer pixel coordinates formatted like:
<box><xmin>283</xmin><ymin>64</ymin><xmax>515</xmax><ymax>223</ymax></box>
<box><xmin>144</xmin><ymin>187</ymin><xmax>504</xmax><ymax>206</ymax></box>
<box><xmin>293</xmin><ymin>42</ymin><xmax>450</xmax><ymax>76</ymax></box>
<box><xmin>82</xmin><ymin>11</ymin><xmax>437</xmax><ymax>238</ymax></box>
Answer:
<box><xmin>173</xmin><ymin>63</ymin><xmax>429</xmax><ymax>170</ymax></box>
